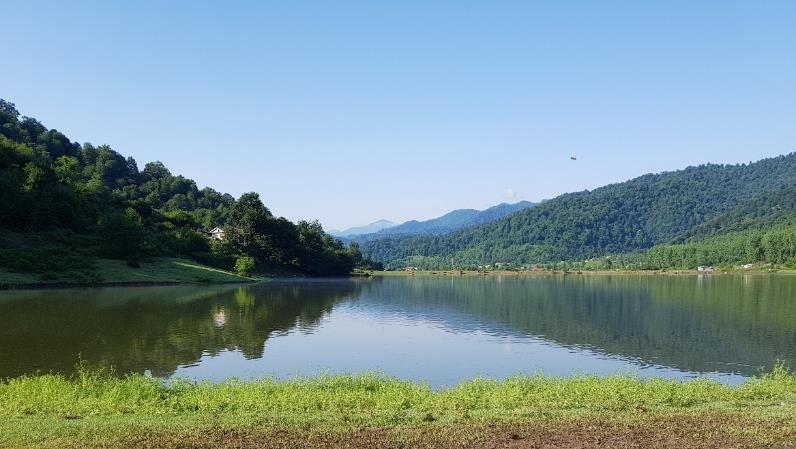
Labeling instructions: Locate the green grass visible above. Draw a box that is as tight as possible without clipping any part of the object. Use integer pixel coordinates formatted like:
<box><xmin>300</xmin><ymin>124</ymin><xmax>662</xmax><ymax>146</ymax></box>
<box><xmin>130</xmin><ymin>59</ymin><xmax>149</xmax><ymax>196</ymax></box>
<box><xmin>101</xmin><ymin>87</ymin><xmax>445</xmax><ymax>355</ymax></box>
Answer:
<box><xmin>0</xmin><ymin>229</ymin><xmax>253</xmax><ymax>287</ymax></box>
<box><xmin>94</xmin><ymin>258</ymin><xmax>253</xmax><ymax>284</ymax></box>
<box><xmin>1</xmin><ymin>366</ymin><xmax>795</xmax><ymax>448</ymax></box>
<box><xmin>0</xmin><ymin>257</ymin><xmax>252</xmax><ymax>287</ymax></box>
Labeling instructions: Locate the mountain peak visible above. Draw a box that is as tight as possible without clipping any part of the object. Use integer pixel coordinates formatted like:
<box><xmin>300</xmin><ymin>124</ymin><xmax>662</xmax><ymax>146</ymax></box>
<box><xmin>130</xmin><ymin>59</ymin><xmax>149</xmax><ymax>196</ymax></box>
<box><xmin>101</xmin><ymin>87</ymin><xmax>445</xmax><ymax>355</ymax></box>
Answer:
<box><xmin>330</xmin><ymin>219</ymin><xmax>397</xmax><ymax>237</ymax></box>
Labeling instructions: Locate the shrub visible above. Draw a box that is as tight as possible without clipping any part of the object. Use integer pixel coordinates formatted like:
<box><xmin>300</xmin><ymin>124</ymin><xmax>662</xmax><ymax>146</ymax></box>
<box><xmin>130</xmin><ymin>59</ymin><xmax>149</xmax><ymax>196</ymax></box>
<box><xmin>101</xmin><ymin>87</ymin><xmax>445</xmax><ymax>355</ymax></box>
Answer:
<box><xmin>234</xmin><ymin>256</ymin><xmax>255</xmax><ymax>277</ymax></box>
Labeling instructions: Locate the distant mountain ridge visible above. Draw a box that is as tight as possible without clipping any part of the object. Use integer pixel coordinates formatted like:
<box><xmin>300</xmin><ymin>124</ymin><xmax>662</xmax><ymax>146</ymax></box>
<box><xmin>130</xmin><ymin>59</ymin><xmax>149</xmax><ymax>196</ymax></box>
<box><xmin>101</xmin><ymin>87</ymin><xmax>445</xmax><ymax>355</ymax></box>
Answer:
<box><xmin>329</xmin><ymin>219</ymin><xmax>396</xmax><ymax>237</ymax></box>
<box><xmin>343</xmin><ymin>201</ymin><xmax>537</xmax><ymax>243</ymax></box>
<box><xmin>374</xmin><ymin>201</ymin><xmax>537</xmax><ymax>237</ymax></box>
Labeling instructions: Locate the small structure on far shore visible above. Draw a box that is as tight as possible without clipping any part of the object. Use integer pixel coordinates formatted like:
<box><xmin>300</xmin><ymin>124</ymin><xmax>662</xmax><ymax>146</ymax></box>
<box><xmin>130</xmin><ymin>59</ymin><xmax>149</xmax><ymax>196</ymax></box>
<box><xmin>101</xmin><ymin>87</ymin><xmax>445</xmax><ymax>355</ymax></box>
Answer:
<box><xmin>209</xmin><ymin>227</ymin><xmax>225</xmax><ymax>241</ymax></box>
<box><xmin>697</xmin><ymin>266</ymin><xmax>714</xmax><ymax>273</ymax></box>
<box><xmin>742</xmin><ymin>263</ymin><xmax>754</xmax><ymax>269</ymax></box>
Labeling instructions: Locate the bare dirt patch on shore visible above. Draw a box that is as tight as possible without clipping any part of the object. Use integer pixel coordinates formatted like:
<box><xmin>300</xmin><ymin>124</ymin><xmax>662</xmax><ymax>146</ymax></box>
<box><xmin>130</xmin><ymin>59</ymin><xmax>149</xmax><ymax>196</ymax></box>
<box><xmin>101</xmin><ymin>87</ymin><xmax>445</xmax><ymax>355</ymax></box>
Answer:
<box><xmin>119</xmin><ymin>414</ymin><xmax>796</xmax><ymax>449</ymax></box>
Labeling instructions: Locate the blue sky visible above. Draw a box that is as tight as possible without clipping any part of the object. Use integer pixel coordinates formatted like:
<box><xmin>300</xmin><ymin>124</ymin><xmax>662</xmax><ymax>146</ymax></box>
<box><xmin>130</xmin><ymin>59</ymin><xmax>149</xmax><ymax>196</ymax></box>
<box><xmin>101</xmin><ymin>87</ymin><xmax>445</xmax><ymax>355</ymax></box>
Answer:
<box><xmin>3</xmin><ymin>1</ymin><xmax>796</xmax><ymax>230</ymax></box>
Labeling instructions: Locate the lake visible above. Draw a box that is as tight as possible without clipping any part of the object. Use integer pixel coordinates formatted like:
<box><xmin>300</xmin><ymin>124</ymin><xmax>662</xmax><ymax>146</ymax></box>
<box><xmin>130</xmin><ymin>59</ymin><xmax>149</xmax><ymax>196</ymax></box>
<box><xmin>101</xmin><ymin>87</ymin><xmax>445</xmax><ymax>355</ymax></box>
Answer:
<box><xmin>1</xmin><ymin>274</ymin><xmax>795</xmax><ymax>387</ymax></box>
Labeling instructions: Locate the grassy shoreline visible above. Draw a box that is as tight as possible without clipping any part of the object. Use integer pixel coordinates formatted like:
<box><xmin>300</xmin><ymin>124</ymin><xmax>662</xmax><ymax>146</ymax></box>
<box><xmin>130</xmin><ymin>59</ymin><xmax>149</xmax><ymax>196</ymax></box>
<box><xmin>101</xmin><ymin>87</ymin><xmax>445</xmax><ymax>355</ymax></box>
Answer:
<box><xmin>0</xmin><ymin>257</ymin><xmax>254</xmax><ymax>290</ymax></box>
<box><xmin>2</xmin><ymin>368</ymin><xmax>795</xmax><ymax>448</ymax></box>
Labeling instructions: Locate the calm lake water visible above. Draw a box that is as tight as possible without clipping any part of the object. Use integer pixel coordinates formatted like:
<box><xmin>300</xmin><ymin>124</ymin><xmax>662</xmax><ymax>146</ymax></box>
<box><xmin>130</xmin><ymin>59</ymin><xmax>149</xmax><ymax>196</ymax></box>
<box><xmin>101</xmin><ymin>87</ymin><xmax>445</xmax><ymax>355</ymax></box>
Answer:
<box><xmin>1</xmin><ymin>275</ymin><xmax>795</xmax><ymax>386</ymax></box>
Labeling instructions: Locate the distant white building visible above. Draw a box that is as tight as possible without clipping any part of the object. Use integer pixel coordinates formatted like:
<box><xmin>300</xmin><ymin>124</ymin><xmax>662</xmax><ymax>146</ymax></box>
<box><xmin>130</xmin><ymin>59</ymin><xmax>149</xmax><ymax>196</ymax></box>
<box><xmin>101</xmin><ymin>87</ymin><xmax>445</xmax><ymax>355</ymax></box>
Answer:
<box><xmin>209</xmin><ymin>227</ymin><xmax>225</xmax><ymax>241</ymax></box>
<box><xmin>697</xmin><ymin>266</ymin><xmax>714</xmax><ymax>273</ymax></box>
<box><xmin>742</xmin><ymin>263</ymin><xmax>754</xmax><ymax>269</ymax></box>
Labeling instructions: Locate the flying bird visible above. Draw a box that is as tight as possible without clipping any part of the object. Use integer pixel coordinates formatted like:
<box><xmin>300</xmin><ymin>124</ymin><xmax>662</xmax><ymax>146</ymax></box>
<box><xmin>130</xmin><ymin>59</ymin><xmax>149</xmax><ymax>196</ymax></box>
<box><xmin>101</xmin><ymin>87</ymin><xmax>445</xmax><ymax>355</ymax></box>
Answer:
<box><xmin>570</xmin><ymin>156</ymin><xmax>577</xmax><ymax>161</ymax></box>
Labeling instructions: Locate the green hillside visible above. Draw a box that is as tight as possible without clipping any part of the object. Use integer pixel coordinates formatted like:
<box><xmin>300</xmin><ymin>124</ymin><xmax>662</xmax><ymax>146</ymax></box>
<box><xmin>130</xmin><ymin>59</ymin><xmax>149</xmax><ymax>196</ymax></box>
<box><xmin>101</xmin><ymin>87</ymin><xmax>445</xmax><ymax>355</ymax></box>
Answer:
<box><xmin>361</xmin><ymin>155</ymin><xmax>796</xmax><ymax>269</ymax></box>
<box><xmin>675</xmin><ymin>182</ymin><xmax>796</xmax><ymax>242</ymax></box>
<box><xmin>0</xmin><ymin>99</ymin><xmax>361</xmax><ymax>283</ymax></box>
<box><xmin>623</xmin><ymin>182</ymin><xmax>796</xmax><ymax>269</ymax></box>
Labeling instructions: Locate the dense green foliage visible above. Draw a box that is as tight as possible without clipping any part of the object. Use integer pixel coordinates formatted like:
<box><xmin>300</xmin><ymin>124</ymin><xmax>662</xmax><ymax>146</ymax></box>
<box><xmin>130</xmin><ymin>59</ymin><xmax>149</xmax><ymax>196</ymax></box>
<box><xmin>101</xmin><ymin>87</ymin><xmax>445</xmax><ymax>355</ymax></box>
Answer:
<box><xmin>0</xmin><ymin>99</ymin><xmax>355</xmax><ymax>277</ymax></box>
<box><xmin>678</xmin><ymin>183</ymin><xmax>796</xmax><ymax>241</ymax></box>
<box><xmin>597</xmin><ymin>182</ymin><xmax>796</xmax><ymax>270</ymax></box>
<box><xmin>604</xmin><ymin>184</ymin><xmax>796</xmax><ymax>270</ymax></box>
<box><xmin>642</xmin><ymin>226</ymin><xmax>796</xmax><ymax>269</ymax></box>
<box><xmin>361</xmin><ymin>155</ymin><xmax>796</xmax><ymax>269</ymax></box>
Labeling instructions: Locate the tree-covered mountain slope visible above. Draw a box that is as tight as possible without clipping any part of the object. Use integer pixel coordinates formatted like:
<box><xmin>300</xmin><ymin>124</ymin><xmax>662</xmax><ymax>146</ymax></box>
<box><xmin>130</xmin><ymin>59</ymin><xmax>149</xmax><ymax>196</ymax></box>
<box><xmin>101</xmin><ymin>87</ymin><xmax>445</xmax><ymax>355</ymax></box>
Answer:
<box><xmin>361</xmin><ymin>154</ymin><xmax>796</xmax><ymax>268</ymax></box>
<box><xmin>628</xmin><ymin>182</ymin><xmax>796</xmax><ymax>269</ymax></box>
<box><xmin>674</xmin><ymin>182</ymin><xmax>796</xmax><ymax>243</ymax></box>
<box><xmin>642</xmin><ymin>224</ymin><xmax>796</xmax><ymax>269</ymax></box>
<box><xmin>349</xmin><ymin>201</ymin><xmax>536</xmax><ymax>242</ymax></box>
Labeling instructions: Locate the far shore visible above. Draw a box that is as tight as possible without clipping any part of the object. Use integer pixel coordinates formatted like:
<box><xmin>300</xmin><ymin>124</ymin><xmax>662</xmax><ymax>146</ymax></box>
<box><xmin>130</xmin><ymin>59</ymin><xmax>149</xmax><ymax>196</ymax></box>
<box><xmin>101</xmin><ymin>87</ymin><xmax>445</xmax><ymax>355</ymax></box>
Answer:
<box><xmin>4</xmin><ymin>265</ymin><xmax>795</xmax><ymax>291</ymax></box>
<box><xmin>373</xmin><ymin>268</ymin><xmax>796</xmax><ymax>277</ymax></box>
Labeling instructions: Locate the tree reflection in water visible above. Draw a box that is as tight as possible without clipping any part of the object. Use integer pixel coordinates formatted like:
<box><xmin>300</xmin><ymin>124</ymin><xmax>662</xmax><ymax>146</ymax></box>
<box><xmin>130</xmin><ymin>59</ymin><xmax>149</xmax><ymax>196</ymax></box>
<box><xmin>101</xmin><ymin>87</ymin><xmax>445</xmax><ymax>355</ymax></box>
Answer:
<box><xmin>0</xmin><ymin>280</ymin><xmax>359</xmax><ymax>377</ymax></box>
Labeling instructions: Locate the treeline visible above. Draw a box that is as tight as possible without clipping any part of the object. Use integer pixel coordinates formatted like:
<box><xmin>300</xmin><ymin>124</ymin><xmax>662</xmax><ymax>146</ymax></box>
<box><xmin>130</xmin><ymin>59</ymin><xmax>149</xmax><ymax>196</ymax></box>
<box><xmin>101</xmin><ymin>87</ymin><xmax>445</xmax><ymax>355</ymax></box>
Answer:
<box><xmin>641</xmin><ymin>226</ymin><xmax>796</xmax><ymax>269</ymax></box>
<box><xmin>361</xmin><ymin>153</ymin><xmax>796</xmax><ymax>269</ymax></box>
<box><xmin>388</xmin><ymin>221</ymin><xmax>796</xmax><ymax>272</ymax></box>
<box><xmin>0</xmin><ymin>99</ymin><xmax>360</xmax><ymax>276</ymax></box>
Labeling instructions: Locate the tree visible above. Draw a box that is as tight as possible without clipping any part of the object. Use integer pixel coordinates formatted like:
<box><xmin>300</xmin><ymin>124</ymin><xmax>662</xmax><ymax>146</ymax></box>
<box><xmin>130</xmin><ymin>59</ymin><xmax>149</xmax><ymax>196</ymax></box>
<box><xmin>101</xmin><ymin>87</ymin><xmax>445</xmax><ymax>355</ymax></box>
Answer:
<box><xmin>226</xmin><ymin>192</ymin><xmax>273</xmax><ymax>257</ymax></box>
<box><xmin>235</xmin><ymin>256</ymin><xmax>255</xmax><ymax>277</ymax></box>
<box><xmin>54</xmin><ymin>156</ymin><xmax>80</xmax><ymax>184</ymax></box>
<box><xmin>348</xmin><ymin>242</ymin><xmax>363</xmax><ymax>266</ymax></box>
<box><xmin>99</xmin><ymin>208</ymin><xmax>145</xmax><ymax>260</ymax></box>
<box><xmin>0</xmin><ymin>100</ymin><xmax>21</xmax><ymax>141</ymax></box>
<box><xmin>143</xmin><ymin>161</ymin><xmax>171</xmax><ymax>180</ymax></box>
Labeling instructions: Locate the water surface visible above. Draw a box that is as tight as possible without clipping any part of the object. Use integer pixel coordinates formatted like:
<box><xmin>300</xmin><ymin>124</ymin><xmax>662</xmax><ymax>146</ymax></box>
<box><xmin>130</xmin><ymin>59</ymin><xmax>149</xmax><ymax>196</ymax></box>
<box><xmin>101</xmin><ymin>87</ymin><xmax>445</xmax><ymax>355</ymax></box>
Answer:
<box><xmin>1</xmin><ymin>275</ymin><xmax>794</xmax><ymax>386</ymax></box>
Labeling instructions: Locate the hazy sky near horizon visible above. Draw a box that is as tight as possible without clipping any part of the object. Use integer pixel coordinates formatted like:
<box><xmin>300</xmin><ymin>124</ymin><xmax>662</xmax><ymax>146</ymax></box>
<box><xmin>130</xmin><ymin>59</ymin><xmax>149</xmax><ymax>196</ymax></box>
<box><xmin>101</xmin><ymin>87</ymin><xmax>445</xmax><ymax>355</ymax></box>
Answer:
<box><xmin>3</xmin><ymin>1</ymin><xmax>796</xmax><ymax>230</ymax></box>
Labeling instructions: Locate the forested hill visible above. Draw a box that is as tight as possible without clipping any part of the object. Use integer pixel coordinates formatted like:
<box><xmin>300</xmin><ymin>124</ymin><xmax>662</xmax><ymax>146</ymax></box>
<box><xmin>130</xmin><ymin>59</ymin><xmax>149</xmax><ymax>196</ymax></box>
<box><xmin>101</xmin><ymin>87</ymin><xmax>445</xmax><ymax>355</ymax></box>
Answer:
<box><xmin>349</xmin><ymin>201</ymin><xmax>537</xmax><ymax>242</ymax></box>
<box><xmin>675</xmin><ymin>182</ymin><xmax>796</xmax><ymax>242</ymax></box>
<box><xmin>360</xmin><ymin>154</ymin><xmax>796</xmax><ymax>268</ymax></box>
<box><xmin>0</xmin><ymin>99</ymin><xmax>362</xmax><ymax>278</ymax></box>
<box><xmin>629</xmin><ymin>181</ymin><xmax>796</xmax><ymax>269</ymax></box>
